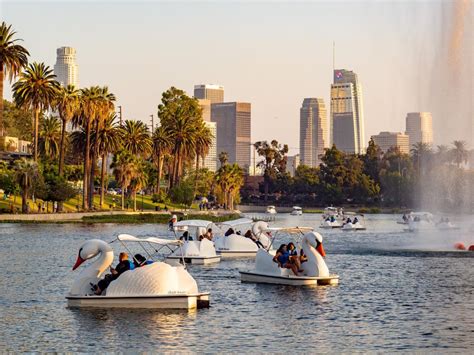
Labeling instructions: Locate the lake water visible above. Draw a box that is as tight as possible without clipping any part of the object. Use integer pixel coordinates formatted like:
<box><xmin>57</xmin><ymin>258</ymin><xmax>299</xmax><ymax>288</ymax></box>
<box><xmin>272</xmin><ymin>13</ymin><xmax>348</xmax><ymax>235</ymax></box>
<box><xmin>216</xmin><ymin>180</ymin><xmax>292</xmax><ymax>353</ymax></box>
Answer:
<box><xmin>1</xmin><ymin>214</ymin><xmax>473</xmax><ymax>352</ymax></box>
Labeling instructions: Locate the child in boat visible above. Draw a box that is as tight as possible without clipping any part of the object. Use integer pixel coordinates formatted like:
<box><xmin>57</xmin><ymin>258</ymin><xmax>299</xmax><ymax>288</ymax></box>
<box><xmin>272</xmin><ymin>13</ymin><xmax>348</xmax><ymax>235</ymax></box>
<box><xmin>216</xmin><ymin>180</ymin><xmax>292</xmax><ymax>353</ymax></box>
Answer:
<box><xmin>273</xmin><ymin>244</ymin><xmax>299</xmax><ymax>276</ymax></box>
<box><xmin>93</xmin><ymin>252</ymin><xmax>134</xmax><ymax>295</ymax></box>
<box><xmin>287</xmin><ymin>242</ymin><xmax>303</xmax><ymax>272</ymax></box>
<box><xmin>204</xmin><ymin>228</ymin><xmax>213</xmax><ymax>241</ymax></box>
<box><xmin>224</xmin><ymin>228</ymin><xmax>235</xmax><ymax>236</ymax></box>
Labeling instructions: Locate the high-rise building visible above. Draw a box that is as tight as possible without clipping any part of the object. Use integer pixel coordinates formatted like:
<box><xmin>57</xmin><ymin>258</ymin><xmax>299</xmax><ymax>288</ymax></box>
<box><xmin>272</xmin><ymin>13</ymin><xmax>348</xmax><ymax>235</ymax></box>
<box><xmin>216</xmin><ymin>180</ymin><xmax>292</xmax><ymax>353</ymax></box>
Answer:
<box><xmin>54</xmin><ymin>47</ymin><xmax>78</xmax><ymax>87</ymax></box>
<box><xmin>300</xmin><ymin>98</ymin><xmax>328</xmax><ymax>167</ymax></box>
<box><xmin>287</xmin><ymin>154</ymin><xmax>300</xmax><ymax>176</ymax></box>
<box><xmin>194</xmin><ymin>84</ymin><xmax>224</xmax><ymax>104</ymax></box>
<box><xmin>211</xmin><ymin>102</ymin><xmax>251</xmax><ymax>170</ymax></box>
<box><xmin>371</xmin><ymin>131</ymin><xmax>410</xmax><ymax>154</ymax></box>
<box><xmin>202</xmin><ymin>121</ymin><xmax>217</xmax><ymax>172</ymax></box>
<box><xmin>330</xmin><ymin>69</ymin><xmax>365</xmax><ymax>154</ymax></box>
<box><xmin>197</xmin><ymin>99</ymin><xmax>211</xmax><ymax>122</ymax></box>
<box><xmin>405</xmin><ymin>112</ymin><xmax>433</xmax><ymax>148</ymax></box>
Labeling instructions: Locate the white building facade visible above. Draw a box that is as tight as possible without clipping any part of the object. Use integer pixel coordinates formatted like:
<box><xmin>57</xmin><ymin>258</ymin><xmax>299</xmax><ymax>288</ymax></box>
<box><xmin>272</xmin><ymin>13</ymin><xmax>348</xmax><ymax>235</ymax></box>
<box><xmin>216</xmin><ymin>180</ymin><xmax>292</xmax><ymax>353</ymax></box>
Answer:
<box><xmin>371</xmin><ymin>131</ymin><xmax>410</xmax><ymax>154</ymax></box>
<box><xmin>54</xmin><ymin>47</ymin><xmax>78</xmax><ymax>88</ymax></box>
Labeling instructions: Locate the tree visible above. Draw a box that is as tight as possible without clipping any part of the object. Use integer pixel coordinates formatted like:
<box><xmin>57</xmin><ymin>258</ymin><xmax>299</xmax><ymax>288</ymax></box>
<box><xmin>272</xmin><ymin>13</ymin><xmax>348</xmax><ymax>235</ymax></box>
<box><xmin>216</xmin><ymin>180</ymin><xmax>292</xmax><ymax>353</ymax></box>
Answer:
<box><xmin>410</xmin><ymin>142</ymin><xmax>432</xmax><ymax>174</ymax></box>
<box><xmin>0</xmin><ymin>21</ymin><xmax>30</xmax><ymax>136</ymax></box>
<box><xmin>152</xmin><ymin>125</ymin><xmax>172</xmax><ymax>194</ymax></box>
<box><xmin>450</xmin><ymin>140</ymin><xmax>469</xmax><ymax>168</ymax></box>
<box><xmin>12</xmin><ymin>62</ymin><xmax>59</xmax><ymax>161</ymax></box>
<box><xmin>218</xmin><ymin>151</ymin><xmax>228</xmax><ymax>167</ymax></box>
<box><xmin>14</xmin><ymin>159</ymin><xmax>38</xmax><ymax>213</ymax></box>
<box><xmin>2</xmin><ymin>99</ymin><xmax>32</xmax><ymax>140</ymax></box>
<box><xmin>111</xmin><ymin>150</ymin><xmax>138</xmax><ymax>210</ymax></box>
<box><xmin>254</xmin><ymin>140</ymin><xmax>288</xmax><ymax>201</ymax></box>
<box><xmin>292</xmin><ymin>165</ymin><xmax>319</xmax><ymax>194</ymax></box>
<box><xmin>120</xmin><ymin>119</ymin><xmax>152</xmax><ymax>157</ymax></box>
<box><xmin>215</xmin><ymin>163</ymin><xmax>244</xmax><ymax>210</ymax></box>
<box><xmin>129</xmin><ymin>159</ymin><xmax>148</xmax><ymax>211</ymax></box>
<box><xmin>39</xmin><ymin>115</ymin><xmax>61</xmax><ymax>159</ymax></box>
<box><xmin>94</xmin><ymin>114</ymin><xmax>122</xmax><ymax>207</ymax></box>
<box><xmin>194</xmin><ymin>123</ymin><xmax>213</xmax><ymax>194</ymax></box>
<box><xmin>170</xmin><ymin>180</ymin><xmax>195</xmax><ymax>209</ymax></box>
<box><xmin>157</xmin><ymin>87</ymin><xmax>203</xmax><ymax>187</ymax></box>
<box><xmin>363</xmin><ymin>138</ymin><xmax>382</xmax><ymax>184</ymax></box>
<box><xmin>54</xmin><ymin>85</ymin><xmax>79</xmax><ymax>176</ymax></box>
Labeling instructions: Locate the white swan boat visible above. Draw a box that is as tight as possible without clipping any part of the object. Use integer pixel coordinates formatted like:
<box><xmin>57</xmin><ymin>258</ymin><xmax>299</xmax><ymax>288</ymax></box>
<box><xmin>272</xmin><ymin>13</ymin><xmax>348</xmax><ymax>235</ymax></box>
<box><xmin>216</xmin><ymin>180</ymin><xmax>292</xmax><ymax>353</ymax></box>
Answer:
<box><xmin>214</xmin><ymin>219</ymin><xmax>273</xmax><ymax>257</ymax></box>
<box><xmin>67</xmin><ymin>235</ymin><xmax>210</xmax><ymax>309</ymax></box>
<box><xmin>397</xmin><ymin>212</ymin><xmax>433</xmax><ymax>225</ymax></box>
<box><xmin>240</xmin><ymin>227</ymin><xmax>339</xmax><ymax>286</ymax></box>
<box><xmin>341</xmin><ymin>213</ymin><xmax>366</xmax><ymax>231</ymax></box>
<box><xmin>266</xmin><ymin>205</ymin><xmax>277</xmax><ymax>214</ymax></box>
<box><xmin>167</xmin><ymin>219</ymin><xmax>221</xmax><ymax>265</ymax></box>
<box><xmin>291</xmin><ymin>206</ymin><xmax>303</xmax><ymax>216</ymax></box>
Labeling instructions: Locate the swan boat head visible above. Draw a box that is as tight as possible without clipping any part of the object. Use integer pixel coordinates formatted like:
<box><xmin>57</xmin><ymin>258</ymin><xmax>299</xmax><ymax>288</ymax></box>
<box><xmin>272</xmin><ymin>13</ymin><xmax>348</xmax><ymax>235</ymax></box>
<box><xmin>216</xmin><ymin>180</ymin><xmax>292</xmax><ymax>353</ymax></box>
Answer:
<box><xmin>301</xmin><ymin>231</ymin><xmax>329</xmax><ymax>277</ymax></box>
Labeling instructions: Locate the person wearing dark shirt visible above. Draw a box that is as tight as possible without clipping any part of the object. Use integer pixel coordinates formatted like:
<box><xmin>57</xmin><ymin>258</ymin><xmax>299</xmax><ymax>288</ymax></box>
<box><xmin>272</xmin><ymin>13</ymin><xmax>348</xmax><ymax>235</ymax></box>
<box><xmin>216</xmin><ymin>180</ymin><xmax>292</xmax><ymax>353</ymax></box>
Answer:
<box><xmin>93</xmin><ymin>252</ymin><xmax>134</xmax><ymax>295</ymax></box>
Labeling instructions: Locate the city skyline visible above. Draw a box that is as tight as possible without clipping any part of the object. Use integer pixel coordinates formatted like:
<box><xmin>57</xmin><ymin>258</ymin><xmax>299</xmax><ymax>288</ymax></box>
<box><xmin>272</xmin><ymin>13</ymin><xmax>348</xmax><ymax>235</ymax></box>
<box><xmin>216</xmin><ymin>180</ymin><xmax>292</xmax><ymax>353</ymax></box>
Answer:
<box><xmin>2</xmin><ymin>1</ymin><xmax>472</xmax><ymax>154</ymax></box>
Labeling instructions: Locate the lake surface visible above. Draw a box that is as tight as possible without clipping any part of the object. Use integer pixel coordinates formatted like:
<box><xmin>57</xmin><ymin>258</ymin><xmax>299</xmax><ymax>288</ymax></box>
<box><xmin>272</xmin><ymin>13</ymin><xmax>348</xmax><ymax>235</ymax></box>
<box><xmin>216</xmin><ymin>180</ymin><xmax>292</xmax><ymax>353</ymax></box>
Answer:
<box><xmin>1</xmin><ymin>214</ymin><xmax>473</xmax><ymax>352</ymax></box>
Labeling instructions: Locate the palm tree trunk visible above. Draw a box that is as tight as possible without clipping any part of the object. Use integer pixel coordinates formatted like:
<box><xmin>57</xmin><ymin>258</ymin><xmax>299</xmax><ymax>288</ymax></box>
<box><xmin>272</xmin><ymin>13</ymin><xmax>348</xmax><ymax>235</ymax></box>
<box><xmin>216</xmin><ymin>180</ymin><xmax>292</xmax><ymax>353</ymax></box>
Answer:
<box><xmin>58</xmin><ymin>118</ymin><xmax>67</xmax><ymax>176</ymax></box>
<box><xmin>0</xmin><ymin>66</ymin><xmax>4</xmax><ymax>136</ymax></box>
<box><xmin>156</xmin><ymin>154</ymin><xmax>163</xmax><ymax>195</ymax></box>
<box><xmin>100</xmin><ymin>153</ymin><xmax>107</xmax><ymax>208</ymax></box>
<box><xmin>133</xmin><ymin>190</ymin><xmax>137</xmax><ymax>211</ymax></box>
<box><xmin>34</xmin><ymin>108</ymin><xmax>40</xmax><ymax>161</ymax></box>
<box><xmin>89</xmin><ymin>120</ymin><xmax>100</xmax><ymax>209</ymax></box>
<box><xmin>194</xmin><ymin>155</ymin><xmax>199</xmax><ymax>196</ymax></box>
<box><xmin>22</xmin><ymin>186</ymin><xmax>28</xmax><ymax>213</ymax></box>
<box><xmin>83</xmin><ymin>118</ymin><xmax>91</xmax><ymax>210</ymax></box>
<box><xmin>121</xmin><ymin>189</ymin><xmax>125</xmax><ymax>210</ymax></box>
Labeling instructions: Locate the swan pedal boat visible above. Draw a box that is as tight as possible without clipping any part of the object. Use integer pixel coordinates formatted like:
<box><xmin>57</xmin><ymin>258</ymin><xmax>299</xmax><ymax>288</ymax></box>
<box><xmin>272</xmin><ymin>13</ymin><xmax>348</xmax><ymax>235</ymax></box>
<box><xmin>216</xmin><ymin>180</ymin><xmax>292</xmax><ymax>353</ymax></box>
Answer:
<box><xmin>341</xmin><ymin>213</ymin><xmax>366</xmax><ymax>231</ymax></box>
<box><xmin>67</xmin><ymin>235</ymin><xmax>210</xmax><ymax>309</ymax></box>
<box><xmin>266</xmin><ymin>206</ymin><xmax>277</xmax><ymax>214</ymax></box>
<box><xmin>240</xmin><ymin>227</ymin><xmax>339</xmax><ymax>286</ymax></box>
<box><xmin>320</xmin><ymin>220</ymin><xmax>342</xmax><ymax>229</ymax></box>
<box><xmin>290</xmin><ymin>206</ymin><xmax>303</xmax><ymax>216</ymax></box>
<box><xmin>167</xmin><ymin>219</ymin><xmax>221</xmax><ymax>264</ymax></box>
<box><xmin>214</xmin><ymin>218</ymin><xmax>273</xmax><ymax>257</ymax></box>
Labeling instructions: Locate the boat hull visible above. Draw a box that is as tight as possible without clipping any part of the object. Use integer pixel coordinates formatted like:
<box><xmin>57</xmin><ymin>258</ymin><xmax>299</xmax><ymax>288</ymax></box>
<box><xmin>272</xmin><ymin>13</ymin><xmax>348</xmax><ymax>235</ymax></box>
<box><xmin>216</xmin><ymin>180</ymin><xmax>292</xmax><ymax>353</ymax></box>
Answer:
<box><xmin>239</xmin><ymin>271</ymin><xmax>339</xmax><ymax>286</ymax></box>
<box><xmin>217</xmin><ymin>250</ymin><xmax>257</xmax><ymax>257</ymax></box>
<box><xmin>166</xmin><ymin>255</ymin><xmax>221</xmax><ymax>265</ymax></box>
<box><xmin>66</xmin><ymin>293</ymin><xmax>210</xmax><ymax>309</ymax></box>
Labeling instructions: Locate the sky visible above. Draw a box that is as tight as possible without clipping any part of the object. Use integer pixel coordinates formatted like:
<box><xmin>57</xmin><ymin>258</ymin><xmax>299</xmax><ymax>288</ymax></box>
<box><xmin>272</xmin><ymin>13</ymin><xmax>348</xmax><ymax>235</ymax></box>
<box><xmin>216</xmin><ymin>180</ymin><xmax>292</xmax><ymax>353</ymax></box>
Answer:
<box><xmin>1</xmin><ymin>0</ymin><xmax>472</xmax><ymax>154</ymax></box>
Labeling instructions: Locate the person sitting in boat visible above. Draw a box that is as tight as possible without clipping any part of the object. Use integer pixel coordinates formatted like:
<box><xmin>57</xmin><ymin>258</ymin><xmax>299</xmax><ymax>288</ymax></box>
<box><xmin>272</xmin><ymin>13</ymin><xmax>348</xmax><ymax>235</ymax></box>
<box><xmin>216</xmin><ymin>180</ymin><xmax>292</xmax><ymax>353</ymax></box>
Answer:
<box><xmin>179</xmin><ymin>231</ymin><xmax>193</xmax><ymax>241</ymax></box>
<box><xmin>168</xmin><ymin>214</ymin><xmax>177</xmax><ymax>230</ymax></box>
<box><xmin>133</xmin><ymin>253</ymin><xmax>153</xmax><ymax>267</ymax></box>
<box><xmin>273</xmin><ymin>244</ymin><xmax>299</xmax><ymax>276</ymax></box>
<box><xmin>325</xmin><ymin>216</ymin><xmax>330</xmax><ymax>222</ymax></box>
<box><xmin>300</xmin><ymin>248</ymin><xmax>308</xmax><ymax>263</ymax></box>
<box><xmin>244</xmin><ymin>229</ymin><xmax>264</xmax><ymax>248</ymax></box>
<box><xmin>330</xmin><ymin>216</ymin><xmax>336</xmax><ymax>223</ymax></box>
<box><xmin>287</xmin><ymin>242</ymin><xmax>303</xmax><ymax>271</ymax></box>
<box><xmin>204</xmin><ymin>228</ymin><xmax>213</xmax><ymax>241</ymax></box>
<box><xmin>353</xmin><ymin>217</ymin><xmax>359</xmax><ymax>224</ymax></box>
<box><xmin>346</xmin><ymin>217</ymin><xmax>352</xmax><ymax>224</ymax></box>
<box><xmin>402</xmin><ymin>214</ymin><xmax>408</xmax><ymax>222</ymax></box>
<box><xmin>93</xmin><ymin>252</ymin><xmax>135</xmax><ymax>295</ymax></box>
<box><xmin>225</xmin><ymin>228</ymin><xmax>235</xmax><ymax>236</ymax></box>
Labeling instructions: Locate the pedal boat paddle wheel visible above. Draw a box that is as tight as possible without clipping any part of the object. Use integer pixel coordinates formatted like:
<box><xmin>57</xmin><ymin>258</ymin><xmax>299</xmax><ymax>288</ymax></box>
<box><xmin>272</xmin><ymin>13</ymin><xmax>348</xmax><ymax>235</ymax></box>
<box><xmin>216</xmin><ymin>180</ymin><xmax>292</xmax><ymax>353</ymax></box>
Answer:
<box><xmin>66</xmin><ymin>235</ymin><xmax>210</xmax><ymax>309</ymax></box>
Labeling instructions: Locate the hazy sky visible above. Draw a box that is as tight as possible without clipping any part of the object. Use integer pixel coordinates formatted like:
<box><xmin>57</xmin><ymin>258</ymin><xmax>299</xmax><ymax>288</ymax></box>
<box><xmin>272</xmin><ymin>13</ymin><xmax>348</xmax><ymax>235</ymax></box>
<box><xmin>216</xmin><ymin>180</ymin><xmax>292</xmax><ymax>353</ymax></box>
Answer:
<box><xmin>2</xmin><ymin>0</ymin><xmax>472</xmax><ymax>154</ymax></box>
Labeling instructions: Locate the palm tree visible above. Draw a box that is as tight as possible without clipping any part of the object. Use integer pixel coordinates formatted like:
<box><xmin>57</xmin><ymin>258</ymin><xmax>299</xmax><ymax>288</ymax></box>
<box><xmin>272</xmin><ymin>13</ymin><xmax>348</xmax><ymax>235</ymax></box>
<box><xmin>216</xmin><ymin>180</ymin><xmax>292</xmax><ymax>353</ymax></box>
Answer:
<box><xmin>74</xmin><ymin>86</ymin><xmax>101</xmax><ymax>210</ymax></box>
<box><xmin>39</xmin><ymin>115</ymin><xmax>61</xmax><ymax>159</ymax></box>
<box><xmin>120</xmin><ymin>120</ymin><xmax>152</xmax><ymax>157</ymax></box>
<box><xmin>194</xmin><ymin>123</ymin><xmax>213</xmax><ymax>193</ymax></box>
<box><xmin>410</xmin><ymin>142</ymin><xmax>432</xmax><ymax>174</ymax></box>
<box><xmin>152</xmin><ymin>125</ymin><xmax>172</xmax><ymax>194</ymax></box>
<box><xmin>436</xmin><ymin>145</ymin><xmax>450</xmax><ymax>165</ymax></box>
<box><xmin>129</xmin><ymin>159</ymin><xmax>148</xmax><ymax>211</ymax></box>
<box><xmin>54</xmin><ymin>85</ymin><xmax>79</xmax><ymax>176</ymax></box>
<box><xmin>94</xmin><ymin>114</ymin><xmax>122</xmax><ymax>207</ymax></box>
<box><xmin>218</xmin><ymin>151</ymin><xmax>228</xmax><ymax>167</ymax></box>
<box><xmin>215</xmin><ymin>163</ymin><xmax>244</xmax><ymax>210</ymax></box>
<box><xmin>0</xmin><ymin>21</ymin><xmax>30</xmax><ymax>136</ymax></box>
<box><xmin>12</xmin><ymin>62</ymin><xmax>59</xmax><ymax>161</ymax></box>
<box><xmin>89</xmin><ymin>87</ymin><xmax>115</xmax><ymax>208</ymax></box>
<box><xmin>14</xmin><ymin>159</ymin><xmax>38</xmax><ymax>213</ymax></box>
<box><xmin>450</xmin><ymin>140</ymin><xmax>469</xmax><ymax>168</ymax></box>
<box><xmin>111</xmin><ymin>150</ymin><xmax>138</xmax><ymax>210</ymax></box>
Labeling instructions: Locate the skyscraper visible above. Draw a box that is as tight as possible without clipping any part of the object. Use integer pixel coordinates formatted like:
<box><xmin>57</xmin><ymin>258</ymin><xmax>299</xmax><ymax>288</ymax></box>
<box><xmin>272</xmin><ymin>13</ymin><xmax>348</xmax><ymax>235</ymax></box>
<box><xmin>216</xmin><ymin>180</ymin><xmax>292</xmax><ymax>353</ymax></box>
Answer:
<box><xmin>54</xmin><ymin>47</ymin><xmax>78</xmax><ymax>87</ymax></box>
<box><xmin>197</xmin><ymin>99</ymin><xmax>211</xmax><ymax>122</ymax></box>
<box><xmin>371</xmin><ymin>131</ymin><xmax>410</xmax><ymax>154</ymax></box>
<box><xmin>194</xmin><ymin>84</ymin><xmax>224</xmax><ymax>104</ymax></box>
<box><xmin>330</xmin><ymin>69</ymin><xmax>365</xmax><ymax>154</ymax></box>
<box><xmin>211</xmin><ymin>102</ymin><xmax>251</xmax><ymax>170</ymax></box>
<box><xmin>202</xmin><ymin>121</ymin><xmax>217</xmax><ymax>172</ymax></box>
<box><xmin>405</xmin><ymin>112</ymin><xmax>433</xmax><ymax>148</ymax></box>
<box><xmin>299</xmin><ymin>98</ymin><xmax>328</xmax><ymax>167</ymax></box>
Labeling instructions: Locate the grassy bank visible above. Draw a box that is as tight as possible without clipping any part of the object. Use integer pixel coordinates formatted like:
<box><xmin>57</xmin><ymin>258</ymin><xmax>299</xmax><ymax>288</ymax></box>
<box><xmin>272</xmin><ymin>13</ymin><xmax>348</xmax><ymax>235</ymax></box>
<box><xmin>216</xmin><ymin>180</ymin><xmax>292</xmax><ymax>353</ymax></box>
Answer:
<box><xmin>82</xmin><ymin>213</ymin><xmax>241</xmax><ymax>224</ymax></box>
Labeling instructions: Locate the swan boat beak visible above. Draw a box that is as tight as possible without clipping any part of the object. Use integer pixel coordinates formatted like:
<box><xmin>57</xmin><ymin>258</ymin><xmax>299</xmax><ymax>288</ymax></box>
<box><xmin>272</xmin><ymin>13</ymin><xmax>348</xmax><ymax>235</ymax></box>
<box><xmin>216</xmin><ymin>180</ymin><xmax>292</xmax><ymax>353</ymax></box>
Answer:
<box><xmin>72</xmin><ymin>255</ymin><xmax>85</xmax><ymax>270</ymax></box>
<box><xmin>317</xmin><ymin>243</ymin><xmax>326</xmax><ymax>257</ymax></box>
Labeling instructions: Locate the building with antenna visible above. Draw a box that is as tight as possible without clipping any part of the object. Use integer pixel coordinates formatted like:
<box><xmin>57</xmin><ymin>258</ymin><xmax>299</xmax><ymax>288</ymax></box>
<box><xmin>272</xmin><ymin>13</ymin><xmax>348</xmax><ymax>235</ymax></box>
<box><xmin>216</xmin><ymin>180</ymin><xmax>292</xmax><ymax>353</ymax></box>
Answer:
<box><xmin>330</xmin><ymin>69</ymin><xmax>365</xmax><ymax>154</ymax></box>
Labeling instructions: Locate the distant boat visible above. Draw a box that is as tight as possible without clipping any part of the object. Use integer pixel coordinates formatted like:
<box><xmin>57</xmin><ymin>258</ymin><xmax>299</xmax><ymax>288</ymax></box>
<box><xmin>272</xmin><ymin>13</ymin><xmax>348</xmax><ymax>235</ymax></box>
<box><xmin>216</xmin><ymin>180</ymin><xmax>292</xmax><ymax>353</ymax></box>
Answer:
<box><xmin>291</xmin><ymin>206</ymin><xmax>303</xmax><ymax>216</ymax></box>
<box><xmin>266</xmin><ymin>205</ymin><xmax>277</xmax><ymax>214</ymax></box>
